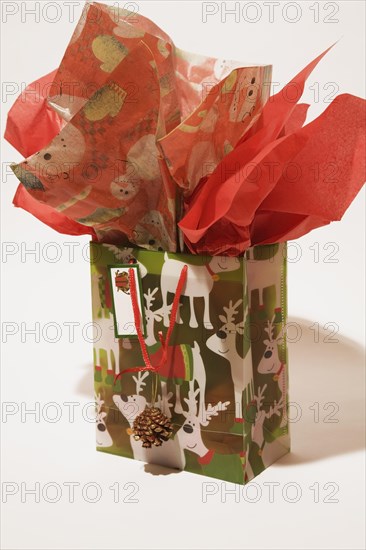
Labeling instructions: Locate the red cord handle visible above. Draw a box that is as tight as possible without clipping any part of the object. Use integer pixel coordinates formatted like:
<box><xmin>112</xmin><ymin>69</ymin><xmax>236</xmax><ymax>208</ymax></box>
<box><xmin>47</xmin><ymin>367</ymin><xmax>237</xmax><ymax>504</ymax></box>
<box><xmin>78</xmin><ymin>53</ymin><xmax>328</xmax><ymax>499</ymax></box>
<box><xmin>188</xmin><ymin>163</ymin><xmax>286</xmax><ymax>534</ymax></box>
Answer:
<box><xmin>114</xmin><ymin>264</ymin><xmax>188</xmax><ymax>381</ymax></box>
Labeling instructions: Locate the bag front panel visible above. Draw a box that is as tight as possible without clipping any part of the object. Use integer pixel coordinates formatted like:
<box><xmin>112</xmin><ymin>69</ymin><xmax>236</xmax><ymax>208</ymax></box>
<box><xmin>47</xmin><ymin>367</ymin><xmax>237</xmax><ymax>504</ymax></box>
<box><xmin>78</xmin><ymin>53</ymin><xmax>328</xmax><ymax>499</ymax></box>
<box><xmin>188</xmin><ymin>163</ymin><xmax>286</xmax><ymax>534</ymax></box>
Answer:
<box><xmin>91</xmin><ymin>242</ymin><xmax>289</xmax><ymax>484</ymax></box>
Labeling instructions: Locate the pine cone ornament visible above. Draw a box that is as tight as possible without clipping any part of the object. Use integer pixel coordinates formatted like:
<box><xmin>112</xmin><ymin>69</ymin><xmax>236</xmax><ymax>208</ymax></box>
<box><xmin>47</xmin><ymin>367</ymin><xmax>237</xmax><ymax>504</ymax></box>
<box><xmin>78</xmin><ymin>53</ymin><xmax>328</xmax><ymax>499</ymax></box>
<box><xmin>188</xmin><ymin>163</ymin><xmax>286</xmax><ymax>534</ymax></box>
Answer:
<box><xmin>132</xmin><ymin>407</ymin><xmax>173</xmax><ymax>448</ymax></box>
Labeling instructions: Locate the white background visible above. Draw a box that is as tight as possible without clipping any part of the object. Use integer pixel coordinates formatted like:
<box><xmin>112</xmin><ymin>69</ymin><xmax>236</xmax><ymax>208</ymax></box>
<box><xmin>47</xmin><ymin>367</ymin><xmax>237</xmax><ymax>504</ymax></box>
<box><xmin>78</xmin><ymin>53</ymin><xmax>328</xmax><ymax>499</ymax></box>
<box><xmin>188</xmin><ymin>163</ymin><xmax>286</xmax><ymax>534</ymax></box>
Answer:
<box><xmin>1</xmin><ymin>1</ymin><xmax>365</xmax><ymax>549</ymax></box>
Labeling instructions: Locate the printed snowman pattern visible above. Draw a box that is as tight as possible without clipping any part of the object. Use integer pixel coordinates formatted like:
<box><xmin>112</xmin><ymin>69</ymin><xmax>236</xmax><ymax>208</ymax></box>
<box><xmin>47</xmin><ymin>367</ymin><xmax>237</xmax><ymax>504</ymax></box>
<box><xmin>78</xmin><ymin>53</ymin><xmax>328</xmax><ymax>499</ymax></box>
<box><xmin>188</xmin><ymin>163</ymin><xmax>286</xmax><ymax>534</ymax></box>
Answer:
<box><xmin>19</xmin><ymin>122</ymin><xmax>86</xmax><ymax>189</ymax></box>
<box><xmin>110</xmin><ymin>169</ymin><xmax>140</xmax><ymax>204</ymax></box>
<box><xmin>229</xmin><ymin>70</ymin><xmax>260</xmax><ymax>123</ymax></box>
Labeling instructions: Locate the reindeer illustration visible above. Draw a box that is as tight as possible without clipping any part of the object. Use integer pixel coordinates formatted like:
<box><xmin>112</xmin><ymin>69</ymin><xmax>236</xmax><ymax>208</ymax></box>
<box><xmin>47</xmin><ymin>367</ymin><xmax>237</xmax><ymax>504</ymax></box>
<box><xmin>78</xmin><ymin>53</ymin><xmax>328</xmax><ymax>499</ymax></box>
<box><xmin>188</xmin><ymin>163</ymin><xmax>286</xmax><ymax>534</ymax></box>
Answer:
<box><xmin>94</xmin><ymin>316</ymin><xmax>120</xmax><ymax>374</ymax></box>
<box><xmin>161</xmin><ymin>253</ymin><xmax>240</xmax><ymax>329</ymax></box>
<box><xmin>250</xmin><ymin>385</ymin><xmax>284</xmax><ymax>454</ymax></box>
<box><xmin>113</xmin><ymin>372</ymin><xmax>150</xmax><ymax>426</ymax></box>
<box><xmin>95</xmin><ymin>393</ymin><xmax>113</xmax><ymax>448</ymax></box>
<box><xmin>144</xmin><ymin>287</ymin><xmax>206</xmax><ymax>416</ymax></box>
<box><xmin>206</xmin><ymin>299</ymin><xmax>252</xmax><ymax>422</ymax></box>
<box><xmin>144</xmin><ymin>287</ymin><xmax>169</xmax><ymax>348</ymax></box>
<box><xmin>258</xmin><ymin>316</ymin><xmax>287</xmax><ymax>428</ymax></box>
<box><xmin>113</xmin><ymin>372</ymin><xmax>184</xmax><ymax>470</ymax></box>
<box><xmin>92</xmin><ymin>269</ymin><xmax>121</xmax><ymax>378</ymax></box>
<box><xmin>246</xmin><ymin>246</ymin><xmax>283</xmax><ymax>313</ymax></box>
<box><xmin>177</xmin><ymin>387</ymin><xmax>230</xmax><ymax>465</ymax></box>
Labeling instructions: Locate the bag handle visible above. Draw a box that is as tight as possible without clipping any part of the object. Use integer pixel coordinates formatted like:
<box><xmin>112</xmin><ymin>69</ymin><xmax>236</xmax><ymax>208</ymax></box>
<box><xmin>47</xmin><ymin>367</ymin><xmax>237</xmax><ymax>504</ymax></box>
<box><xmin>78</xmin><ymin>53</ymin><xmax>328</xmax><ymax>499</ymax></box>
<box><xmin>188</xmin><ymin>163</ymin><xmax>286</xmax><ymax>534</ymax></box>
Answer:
<box><xmin>114</xmin><ymin>263</ymin><xmax>188</xmax><ymax>381</ymax></box>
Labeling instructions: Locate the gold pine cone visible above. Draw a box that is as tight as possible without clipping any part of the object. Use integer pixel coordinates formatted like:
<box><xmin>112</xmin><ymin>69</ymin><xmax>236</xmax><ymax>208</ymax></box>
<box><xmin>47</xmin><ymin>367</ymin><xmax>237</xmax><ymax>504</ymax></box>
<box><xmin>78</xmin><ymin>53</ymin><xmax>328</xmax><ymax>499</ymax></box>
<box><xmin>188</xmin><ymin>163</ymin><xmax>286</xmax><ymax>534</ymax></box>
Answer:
<box><xmin>132</xmin><ymin>407</ymin><xmax>173</xmax><ymax>448</ymax></box>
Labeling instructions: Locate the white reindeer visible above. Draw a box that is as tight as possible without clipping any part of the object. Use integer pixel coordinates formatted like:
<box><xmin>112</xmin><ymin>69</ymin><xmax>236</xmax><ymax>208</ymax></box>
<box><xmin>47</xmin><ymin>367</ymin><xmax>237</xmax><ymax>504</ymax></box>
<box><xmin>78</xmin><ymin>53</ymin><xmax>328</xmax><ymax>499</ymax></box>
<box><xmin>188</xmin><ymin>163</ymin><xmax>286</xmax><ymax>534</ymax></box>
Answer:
<box><xmin>144</xmin><ymin>287</ymin><xmax>206</xmax><ymax>416</ymax></box>
<box><xmin>91</xmin><ymin>269</ymin><xmax>121</xmax><ymax>376</ymax></box>
<box><xmin>143</xmin><ymin>287</ymin><xmax>173</xmax><ymax>417</ymax></box>
<box><xmin>246</xmin><ymin>246</ymin><xmax>283</xmax><ymax>312</ymax></box>
<box><xmin>93</xmin><ymin>314</ymin><xmax>120</xmax><ymax>376</ymax></box>
<box><xmin>177</xmin><ymin>343</ymin><xmax>206</xmax><ymax>415</ymax></box>
<box><xmin>177</xmin><ymin>387</ymin><xmax>230</xmax><ymax>464</ymax></box>
<box><xmin>113</xmin><ymin>372</ymin><xmax>150</xmax><ymax>424</ymax></box>
<box><xmin>206</xmin><ymin>299</ymin><xmax>252</xmax><ymax>422</ymax></box>
<box><xmin>95</xmin><ymin>393</ymin><xmax>113</xmax><ymax>448</ymax></box>
<box><xmin>160</xmin><ymin>253</ymin><xmax>240</xmax><ymax>330</ymax></box>
<box><xmin>144</xmin><ymin>287</ymin><xmax>169</xmax><ymax>348</ymax></box>
<box><xmin>251</xmin><ymin>385</ymin><xmax>284</xmax><ymax>453</ymax></box>
<box><xmin>258</xmin><ymin>316</ymin><xmax>287</xmax><ymax>428</ymax></box>
<box><xmin>113</xmin><ymin>372</ymin><xmax>184</xmax><ymax>470</ymax></box>
<box><xmin>91</xmin><ymin>271</ymin><xmax>103</xmax><ymax>319</ymax></box>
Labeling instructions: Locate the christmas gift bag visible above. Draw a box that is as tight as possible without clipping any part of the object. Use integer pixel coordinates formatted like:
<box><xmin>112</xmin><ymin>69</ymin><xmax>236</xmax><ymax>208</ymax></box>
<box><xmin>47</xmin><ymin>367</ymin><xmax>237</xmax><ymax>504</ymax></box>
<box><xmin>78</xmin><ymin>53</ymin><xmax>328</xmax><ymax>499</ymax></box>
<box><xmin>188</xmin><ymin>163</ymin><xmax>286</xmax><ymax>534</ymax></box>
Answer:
<box><xmin>5</xmin><ymin>3</ymin><xmax>364</xmax><ymax>486</ymax></box>
<box><xmin>91</xmin><ymin>241</ymin><xmax>288</xmax><ymax>484</ymax></box>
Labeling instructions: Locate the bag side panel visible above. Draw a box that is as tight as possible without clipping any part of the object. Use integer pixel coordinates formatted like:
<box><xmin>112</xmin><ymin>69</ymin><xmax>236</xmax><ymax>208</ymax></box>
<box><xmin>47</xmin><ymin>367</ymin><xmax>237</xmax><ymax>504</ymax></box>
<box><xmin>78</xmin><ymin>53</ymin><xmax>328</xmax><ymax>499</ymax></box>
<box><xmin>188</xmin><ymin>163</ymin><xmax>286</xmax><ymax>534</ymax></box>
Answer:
<box><xmin>244</xmin><ymin>243</ymin><xmax>290</xmax><ymax>483</ymax></box>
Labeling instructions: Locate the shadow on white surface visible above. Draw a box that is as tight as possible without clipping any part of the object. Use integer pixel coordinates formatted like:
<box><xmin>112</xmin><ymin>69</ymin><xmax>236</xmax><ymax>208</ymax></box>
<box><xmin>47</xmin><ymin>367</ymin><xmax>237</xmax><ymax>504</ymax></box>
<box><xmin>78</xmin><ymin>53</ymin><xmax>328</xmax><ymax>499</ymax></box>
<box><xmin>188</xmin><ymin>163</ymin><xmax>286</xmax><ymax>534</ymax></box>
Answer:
<box><xmin>144</xmin><ymin>463</ymin><xmax>181</xmax><ymax>476</ymax></box>
<box><xmin>75</xmin><ymin>317</ymin><xmax>365</xmax><ymax>472</ymax></box>
<box><xmin>275</xmin><ymin>317</ymin><xmax>365</xmax><ymax>467</ymax></box>
<box><xmin>75</xmin><ymin>363</ymin><xmax>94</xmax><ymax>397</ymax></box>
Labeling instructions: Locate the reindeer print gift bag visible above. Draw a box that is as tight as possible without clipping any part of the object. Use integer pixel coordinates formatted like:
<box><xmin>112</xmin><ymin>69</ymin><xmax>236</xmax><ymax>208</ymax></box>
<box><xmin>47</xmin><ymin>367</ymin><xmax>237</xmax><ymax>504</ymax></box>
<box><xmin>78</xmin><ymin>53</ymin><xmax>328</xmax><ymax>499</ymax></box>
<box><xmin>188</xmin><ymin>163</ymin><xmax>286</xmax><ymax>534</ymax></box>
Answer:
<box><xmin>6</xmin><ymin>2</ymin><xmax>364</xmax><ymax>487</ymax></box>
<box><xmin>91</xmin><ymin>241</ymin><xmax>289</xmax><ymax>484</ymax></box>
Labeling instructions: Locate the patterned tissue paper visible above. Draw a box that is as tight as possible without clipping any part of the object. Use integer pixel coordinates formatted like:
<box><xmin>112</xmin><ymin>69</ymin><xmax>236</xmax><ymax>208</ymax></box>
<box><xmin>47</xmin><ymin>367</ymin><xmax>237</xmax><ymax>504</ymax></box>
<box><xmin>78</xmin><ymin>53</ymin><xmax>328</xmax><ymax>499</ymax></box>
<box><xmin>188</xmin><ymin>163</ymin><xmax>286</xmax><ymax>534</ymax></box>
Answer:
<box><xmin>177</xmin><ymin>47</ymin><xmax>366</xmax><ymax>255</ymax></box>
<box><xmin>5</xmin><ymin>2</ymin><xmax>271</xmax><ymax>252</ymax></box>
<box><xmin>5</xmin><ymin>2</ymin><xmax>365</xmax><ymax>255</ymax></box>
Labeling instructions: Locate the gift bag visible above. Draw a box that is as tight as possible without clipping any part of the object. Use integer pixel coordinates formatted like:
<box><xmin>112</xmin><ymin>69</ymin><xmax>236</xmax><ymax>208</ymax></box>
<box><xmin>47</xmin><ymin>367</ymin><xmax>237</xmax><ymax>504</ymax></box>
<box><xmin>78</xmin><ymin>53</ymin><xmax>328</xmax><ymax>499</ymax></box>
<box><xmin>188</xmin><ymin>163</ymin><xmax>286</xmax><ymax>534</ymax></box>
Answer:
<box><xmin>5</xmin><ymin>3</ymin><xmax>364</xmax><ymax>486</ymax></box>
<box><xmin>91</xmin><ymin>241</ymin><xmax>289</xmax><ymax>484</ymax></box>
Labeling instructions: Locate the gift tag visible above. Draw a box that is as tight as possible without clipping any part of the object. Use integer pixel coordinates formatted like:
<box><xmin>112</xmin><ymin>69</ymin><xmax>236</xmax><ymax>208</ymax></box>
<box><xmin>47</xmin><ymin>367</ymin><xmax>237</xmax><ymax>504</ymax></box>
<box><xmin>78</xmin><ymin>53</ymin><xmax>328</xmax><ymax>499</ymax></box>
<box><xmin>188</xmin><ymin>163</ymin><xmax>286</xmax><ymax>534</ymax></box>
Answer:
<box><xmin>108</xmin><ymin>265</ymin><xmax>146</xmax><ymax>338</ymax></box>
